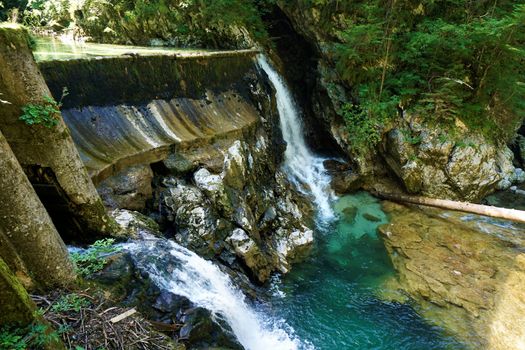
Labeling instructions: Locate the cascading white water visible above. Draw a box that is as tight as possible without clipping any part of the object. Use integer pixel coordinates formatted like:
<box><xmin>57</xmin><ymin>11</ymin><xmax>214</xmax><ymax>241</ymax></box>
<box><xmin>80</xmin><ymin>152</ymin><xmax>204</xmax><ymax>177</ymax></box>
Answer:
<box><xmin>125</xmin><ymin>238</ymin><xmax>309</xmax><ymax>350</ymax></box>
<box><xmin>257</xmin><ymin>55</ymin><xmax>335</xmax><ymax>220</ymax></box>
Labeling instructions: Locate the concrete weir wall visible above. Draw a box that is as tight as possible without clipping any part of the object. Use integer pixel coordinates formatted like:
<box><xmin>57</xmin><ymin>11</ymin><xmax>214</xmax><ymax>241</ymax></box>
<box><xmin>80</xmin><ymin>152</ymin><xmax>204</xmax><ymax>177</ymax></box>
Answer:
<box><xmin>38</xmin><ymin>50</ymin><xmax>262</xmax><ymax>184</ymax></box>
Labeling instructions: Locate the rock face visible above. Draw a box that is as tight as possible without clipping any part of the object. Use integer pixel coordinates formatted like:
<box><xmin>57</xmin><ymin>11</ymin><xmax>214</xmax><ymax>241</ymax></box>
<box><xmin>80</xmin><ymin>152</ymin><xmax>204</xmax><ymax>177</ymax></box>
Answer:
<box><xmin>381</xmin><ymin>119</ymin><xmax>524</xmax><ymax>201</ymax></box>
<box><xmin>378</xmin><ymin>201</ymin><xmax>525</xmax><ymax>349</ymax></box>
<box><xmin>156</xmin><ymin>134</ymin><xmax>314</xmax><ymax>282</ymax></box>
<box><xmin>270</xmin><ymin>3</ymin><xmax>523</xmax><ymax>201</ymax></box>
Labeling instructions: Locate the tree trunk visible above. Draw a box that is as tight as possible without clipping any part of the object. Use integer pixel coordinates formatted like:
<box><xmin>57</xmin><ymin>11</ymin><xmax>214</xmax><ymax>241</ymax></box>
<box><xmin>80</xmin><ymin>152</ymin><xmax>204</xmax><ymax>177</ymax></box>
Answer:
<box><xmin>0</xmin><ymin>24</ymin><xmax>117</xmax><ymax>239</ymax></box>
<box><xmin>0</xmin><ymin>257</ymin><xmax>67</xmax><ymax>349</ymax></box>
<box><xmin>0</xmin><ymin>257</ymin><xmax>35</xmax><ymax>325</ymax></box>
<box><xmin>0</xmin><ymin>129</ymin><xmax>76</xmax><ymax>289</ymax></box>
<box><xmin>373</xmin><ymin>191</ymin><xmax>525</xmax><ymax>224</ymax></box>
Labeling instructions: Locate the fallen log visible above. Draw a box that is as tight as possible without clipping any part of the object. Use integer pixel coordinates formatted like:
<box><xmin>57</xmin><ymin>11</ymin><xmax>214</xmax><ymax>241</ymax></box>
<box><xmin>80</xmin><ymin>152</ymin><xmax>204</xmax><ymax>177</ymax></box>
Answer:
<box><xmin>372</xmin><ymin>191</ymin><xmax>525</xmax><ymax>224</ymax></box>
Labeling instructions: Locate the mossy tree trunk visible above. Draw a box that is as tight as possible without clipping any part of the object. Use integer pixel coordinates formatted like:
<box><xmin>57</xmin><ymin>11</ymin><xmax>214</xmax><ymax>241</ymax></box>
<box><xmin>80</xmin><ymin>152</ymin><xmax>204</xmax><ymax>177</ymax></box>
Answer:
<box><xmin>0</xmin><ymin>129</ymin><xmax>76</xmax><ymax>289</ymax></box>
<box><xmin>0</xmin><ymin>257</ymin><xmax>67</xmax><ymax>349</ymax></box>
<box><xmin>0</xmin><ymin>257</ymin><xmax>35</xmax><ymax>325</ymax></box>
<box><xmin>0</xmin><ymin>24</ymin><xmax>117</xmax><ymax>239</ymax></box>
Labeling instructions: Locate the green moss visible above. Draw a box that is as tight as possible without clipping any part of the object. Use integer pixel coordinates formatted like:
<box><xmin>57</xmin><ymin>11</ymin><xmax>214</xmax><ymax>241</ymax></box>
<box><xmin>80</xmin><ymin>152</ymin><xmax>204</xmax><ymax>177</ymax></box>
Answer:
<box><xmin>0</xmin><ymin>257</ymin><xmax>35</xmax><ymax>326</ymax></box>
<box><xmin>0</xmin><ymin>23</ymin><xmax>33</xmax><ymax>50</ymax></box>
<box><xmin>39</xmin><ymin>53</ymin><xmax>256</xmax><ymax>108</ymax></box>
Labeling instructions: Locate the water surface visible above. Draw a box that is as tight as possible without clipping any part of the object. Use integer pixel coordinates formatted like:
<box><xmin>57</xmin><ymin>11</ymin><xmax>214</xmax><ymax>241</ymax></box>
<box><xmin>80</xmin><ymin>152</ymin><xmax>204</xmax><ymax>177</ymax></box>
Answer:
<box><xmin>262</xmin><ymin>192</ymin><xmax>464</xmax><ymax>349</ymax></box>
<box><xmin>33</xmin><ymin>36</ymin><xmax>206</xmax><ymax>62</ymax></box>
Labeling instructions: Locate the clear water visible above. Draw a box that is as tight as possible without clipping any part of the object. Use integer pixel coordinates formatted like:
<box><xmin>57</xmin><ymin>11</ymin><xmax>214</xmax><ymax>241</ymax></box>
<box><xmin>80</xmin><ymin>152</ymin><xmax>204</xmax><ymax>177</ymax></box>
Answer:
<box><xmin>261</xmin><ymin>192</ymin><xmax>465</xmax><ymax>350</ymax></box>
<box><xmin>32</xmin><ymin>36</ymin><xmax>205</xmax><ymax>62</ymax></box>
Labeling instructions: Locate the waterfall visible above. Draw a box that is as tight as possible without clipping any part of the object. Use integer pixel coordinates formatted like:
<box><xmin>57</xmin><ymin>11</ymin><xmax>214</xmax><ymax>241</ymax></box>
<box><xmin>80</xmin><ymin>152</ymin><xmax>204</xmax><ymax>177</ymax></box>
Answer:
<box><xmin>257</xmin><ymin>55</ymin><xmax>334</xmax><ymax>220</ymax></box>
<box><xmin>124</xmin><ymin>238</ymin><xmax>308</xmax><ymax>350</ymax></box>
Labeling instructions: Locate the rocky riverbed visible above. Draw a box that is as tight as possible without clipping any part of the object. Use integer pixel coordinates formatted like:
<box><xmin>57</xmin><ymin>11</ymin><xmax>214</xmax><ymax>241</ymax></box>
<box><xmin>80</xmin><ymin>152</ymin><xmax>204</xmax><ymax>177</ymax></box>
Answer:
<box><xmin>378</xmin><ymin>201</ymin><xmax>525</xmax><ymax>349</ymax></box>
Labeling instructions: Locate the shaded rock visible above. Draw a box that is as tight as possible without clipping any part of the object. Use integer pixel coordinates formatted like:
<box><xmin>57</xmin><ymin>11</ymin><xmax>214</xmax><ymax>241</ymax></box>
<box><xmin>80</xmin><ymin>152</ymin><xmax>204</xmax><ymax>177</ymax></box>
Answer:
<box><xmin>323</xmin><ymin>159</ymin><xmax>351</xmax><ymax>173</ymax></box>
<box><xmin>152</xmin><ymin>290</ymin><xmax>189</xmax><ymax>314</ymax></box>
<box><xmin>331</xmin><ymin>171</ymin><xmax>363</xmax><ymax>194</ymax></box>
<box><xmin>226</xmin><ymin>228</ymin><xmax>273</xmax><ymax>283</ymax></box>
<box><xmin>179</xmin><ymin>307</ymin><xmax>243</xmax><ymax>349</ymax></box>
<box><xmin>163</xmin><ymin>153</ymin><xmax>195</xmax><ymax>174</ymax></box>
<box><xmin>258</xmin><ymin>206</ymin><xmax>277</xmax><ymax>231</ymax></box>
<box><xmin>514</xmin><ymin>134</ymin><xmax>525</xmax><ymax>167</ymax></box>
<box><xmin>98</xmin><ymin>164</ymin><xmax>153</xmax><ymax>210</ymax></box>
<box><xmin>378</xmin><ymin>201</ymin><xmax>525</xmax><ymax>348</ymax></box>
<box><xmin>89</xmin><ymin>252</ymin><xmax>135</xmax><ymax>299</ymax></box>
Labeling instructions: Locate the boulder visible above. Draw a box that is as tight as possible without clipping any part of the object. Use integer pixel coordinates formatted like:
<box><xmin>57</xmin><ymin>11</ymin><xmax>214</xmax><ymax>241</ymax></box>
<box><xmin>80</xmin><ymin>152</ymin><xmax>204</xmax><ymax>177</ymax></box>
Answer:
<box><xmin>331</xmin><ymin>171</ymin><xmax>363</xmax><ymax>194</ymax></box>
<box><xmin>273</xmin><ymin>227</ymin><xmax>314</xmax><ymax>273</ymax></box>
<box><xmin>98</xmin><ymin>164</ymin><xmax>153</xmax><ymax>210</ymax></box>
<box><xmin>163</xmin><ymin>153</ymin><xmax>195</xmax><ymax>174</ymax></box>
<box><xmin>111</xmin><ymin>209</ymin><xmax>161</xmax><ymax>238</ymax></box>
<box><xmin>323</xmin><ymin>159</ymin><xmax>351</xmax><ymax>173</ymax></box>
<box><xmin>226</xmin><ymin>228</ymin><xmax>274</xmax><ymax>283</ymax></box>
<box><xmin>193</xmin><ymin>168</ymin><xmax>232</xmax><ymax>216</ymax></box>
<box><xmin>382</xmin><ymin>123</ymin><xmax>520</xmax><ymax>201</ymax></box>
<box><xmin>161</xmin><ymin>180</ymin><xmax>222</xmax><ymax>256</ymax></box>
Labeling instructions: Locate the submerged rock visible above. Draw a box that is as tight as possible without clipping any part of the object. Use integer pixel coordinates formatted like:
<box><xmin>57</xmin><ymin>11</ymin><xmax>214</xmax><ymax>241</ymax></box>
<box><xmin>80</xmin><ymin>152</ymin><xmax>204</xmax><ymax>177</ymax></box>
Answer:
<box><xmin>378</xmin><ymin>201</ymin><xmax>525</xmax><ymax>349</ymax></box>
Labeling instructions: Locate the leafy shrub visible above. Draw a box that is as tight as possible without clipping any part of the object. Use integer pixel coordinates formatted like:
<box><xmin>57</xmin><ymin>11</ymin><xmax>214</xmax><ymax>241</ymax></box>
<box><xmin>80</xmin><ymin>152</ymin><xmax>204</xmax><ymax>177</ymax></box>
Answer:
<box><xmin>51</xmin><ymin>293</ymin><xmax>91</xmax><ymax>313</ymax></box>
<box><xmin>71</xmin><ymin>238</ymin><xmax>121</xmax><ymax>277</ymax></box>
<box><xmin>401</xmin><ymin>129</ymin><xmax>422</xmax><ymax>145</ymax></box>
<box><xmin>341</xmin><ymin>102</ymin><xmax>391</xmax><ymax>153</ymax></box>
<box><xmin>19</xmin><ymin>87</ymin><xmax>68</xmax><ymax>128</ymax></box>
<box><xmin>21</xmin><ymin>0</ymin><xmax>274</xmax><ymax>48</ymax></box>
<box><xmin>0</xmin><ymin>322</ymin><xmax>59</xmax><ymax>350</ymax></box>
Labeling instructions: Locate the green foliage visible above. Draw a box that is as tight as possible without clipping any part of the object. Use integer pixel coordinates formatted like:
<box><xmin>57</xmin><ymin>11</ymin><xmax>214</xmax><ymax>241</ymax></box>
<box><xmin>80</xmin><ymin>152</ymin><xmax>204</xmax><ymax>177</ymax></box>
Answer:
<box><xmin>0</xmin><ymin>322</ymin><xmax>59</xmax><ymax>350</ymax></box>
<box><xmin>19</xmin><ymin>95</ymin><xmax>60</xmax><ymax>128</ymax></box>
<box><xmin>71</xmin><ymin>238</ymin><xmax>121</xmax><ymax>277</ymax></box>
<box><xmin>329</xmin><ymin>1</ymin><xmax>525</xmax><ymax>145</ymax></box>
<box><xmin>19</xmin><ymin>87</ymin><xmax>68</xmax><ymax>128</ymax></box>
<box><xmin>51</xmin><ymin>293</ymin><xmax>91</xmax><ymax>313</ymax></box>
<box><xmin>21</xmin><ymin>0</ymin><xmax>275</xmax><ymax>48</ymax></box>
<box><xmin>401</xmin><ymin>129</ymin><xmax>422</xmax><ymax>145</ymax></box>
<box><xmin>341</xmin><ymin>102</ymin><xmax>390</xmax><ymax>153</ymax></box>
